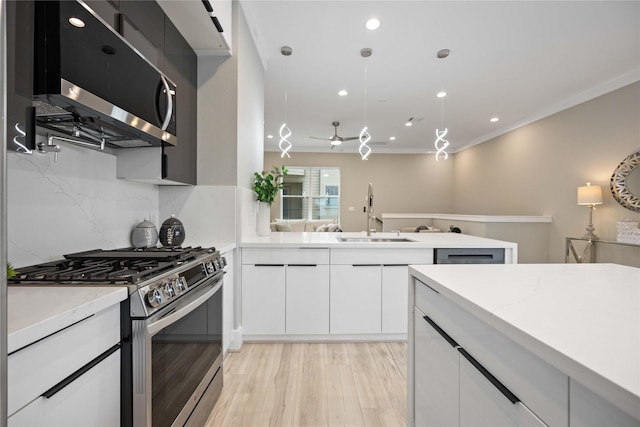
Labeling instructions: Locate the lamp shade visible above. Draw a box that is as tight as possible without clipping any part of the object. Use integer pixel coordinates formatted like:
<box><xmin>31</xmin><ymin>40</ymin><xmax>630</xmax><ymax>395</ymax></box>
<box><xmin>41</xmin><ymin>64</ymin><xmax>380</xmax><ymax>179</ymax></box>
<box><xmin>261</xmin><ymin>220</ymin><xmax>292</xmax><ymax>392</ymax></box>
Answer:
<box><xmin>577</xmin><ymin>183</ymin><xmax>603</xmax><ymax>205</ymax></box>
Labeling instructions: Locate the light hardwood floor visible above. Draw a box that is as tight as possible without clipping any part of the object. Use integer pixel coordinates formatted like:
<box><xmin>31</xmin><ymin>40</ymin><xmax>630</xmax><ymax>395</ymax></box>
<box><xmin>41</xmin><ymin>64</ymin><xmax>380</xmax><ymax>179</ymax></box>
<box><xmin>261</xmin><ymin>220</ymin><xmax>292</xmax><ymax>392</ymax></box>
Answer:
<box><xmin>205</xmin><ymin>342</ymin><xmax>407</xmax><ymax>427</ymax></box>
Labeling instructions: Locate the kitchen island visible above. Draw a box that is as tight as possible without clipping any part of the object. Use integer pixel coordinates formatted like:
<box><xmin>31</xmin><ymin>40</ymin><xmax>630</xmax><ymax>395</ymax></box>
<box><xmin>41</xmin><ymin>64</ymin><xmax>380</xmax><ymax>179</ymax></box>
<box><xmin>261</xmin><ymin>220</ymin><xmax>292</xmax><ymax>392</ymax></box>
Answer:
<box><xmin>408</xmin><ymin>263</ymin><xmax>640</xmax><ymax>426</ymax></box>
<box><xmin>239</xmin><ymin>232</ymin><xmax>517</xmax><ymax>341</ymax></box>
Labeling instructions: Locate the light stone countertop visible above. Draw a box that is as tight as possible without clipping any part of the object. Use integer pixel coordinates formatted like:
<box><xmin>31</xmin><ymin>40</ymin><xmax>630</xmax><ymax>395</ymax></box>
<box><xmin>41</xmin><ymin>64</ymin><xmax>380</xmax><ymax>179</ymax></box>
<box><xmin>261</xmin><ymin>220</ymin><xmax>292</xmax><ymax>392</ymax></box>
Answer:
<box><xmin>410</xmin><ymin>263</ymin><xmax>640</xmax><ymax>420</ymax></box>
<box><xmin>8</xmin><ymin>286</ymin><xmax>128</xmax><ymax>354</ymax></box>
<box><xmin>240</xmin><ymin>231</ymin><xmax>518</xmax><ymax>250</ymax></box>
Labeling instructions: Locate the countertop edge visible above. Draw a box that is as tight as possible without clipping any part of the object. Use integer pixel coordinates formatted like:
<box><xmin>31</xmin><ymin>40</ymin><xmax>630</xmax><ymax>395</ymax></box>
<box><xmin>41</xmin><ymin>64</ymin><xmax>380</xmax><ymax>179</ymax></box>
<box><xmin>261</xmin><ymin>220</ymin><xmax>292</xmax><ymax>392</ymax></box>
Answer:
<box><xmin>382</xmin><ymin>213</ymin><xmax>553</xmax><ymax>223</ymax></box>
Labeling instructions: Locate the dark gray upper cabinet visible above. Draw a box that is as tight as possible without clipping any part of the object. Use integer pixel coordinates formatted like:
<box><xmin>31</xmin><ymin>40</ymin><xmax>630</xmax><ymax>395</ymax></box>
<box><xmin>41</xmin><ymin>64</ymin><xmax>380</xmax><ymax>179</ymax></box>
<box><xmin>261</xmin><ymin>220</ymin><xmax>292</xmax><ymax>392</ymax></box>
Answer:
<box><xmin>118</xmin><ymin>0</ymin><xmax>166</xmax><ymax>71</ymax></box>
<box><xmin>162</xmin><ymin>17</ymin><xmax>197</xmax><ymax>185</ymax></box>
<box><xmin>83</xmin><ymin>0</ymin><xmax>120</xmax><ymax>30</ymax></box>
<box><xmin>6</xmin><ymin>0</ymin><xmax>35</xmax><ymax>153</ymax></box>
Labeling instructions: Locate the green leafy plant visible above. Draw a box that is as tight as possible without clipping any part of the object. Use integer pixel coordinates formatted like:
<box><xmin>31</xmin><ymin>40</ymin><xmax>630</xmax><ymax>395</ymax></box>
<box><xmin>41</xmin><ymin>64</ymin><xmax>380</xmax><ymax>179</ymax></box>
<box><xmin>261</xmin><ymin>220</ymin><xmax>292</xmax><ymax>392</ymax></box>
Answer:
<box><xmin>253</xmin><ymin>165</ymin><xmax>288</xmax><ymax>205</ymax></box>
<box><xmin>7</xmin><ymin>262</ymin><xmax>15</xmax><ymax>279</ymax></box>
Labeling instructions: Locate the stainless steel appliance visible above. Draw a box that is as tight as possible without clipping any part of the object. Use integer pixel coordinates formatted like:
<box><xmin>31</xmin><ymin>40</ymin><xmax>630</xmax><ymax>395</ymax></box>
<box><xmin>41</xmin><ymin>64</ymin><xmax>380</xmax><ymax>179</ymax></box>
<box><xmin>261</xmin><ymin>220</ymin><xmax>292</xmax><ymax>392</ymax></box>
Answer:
<box><xmin>434</xmin><ymin>248</ymin><xmax>505</xmax><ymax>264</ymax></box>
<box><xmin>9</xmin><ymin>246</ymin><xmax>225</xmax><ymax>427</ymax></box>
<box><xmin>33</xmin><ymin>0</ymin><xmax>177</xmax><ymax>148</ymax></box>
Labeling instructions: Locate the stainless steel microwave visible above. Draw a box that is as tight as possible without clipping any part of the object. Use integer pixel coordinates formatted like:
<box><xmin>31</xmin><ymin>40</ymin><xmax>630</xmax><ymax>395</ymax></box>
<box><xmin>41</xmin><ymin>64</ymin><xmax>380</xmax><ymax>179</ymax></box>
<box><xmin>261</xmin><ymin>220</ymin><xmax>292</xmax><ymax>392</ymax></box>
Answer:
<box><xmin>33</xmin><ymin>0</ymin><xmax>177</xmax><ymax>148</ymax></box>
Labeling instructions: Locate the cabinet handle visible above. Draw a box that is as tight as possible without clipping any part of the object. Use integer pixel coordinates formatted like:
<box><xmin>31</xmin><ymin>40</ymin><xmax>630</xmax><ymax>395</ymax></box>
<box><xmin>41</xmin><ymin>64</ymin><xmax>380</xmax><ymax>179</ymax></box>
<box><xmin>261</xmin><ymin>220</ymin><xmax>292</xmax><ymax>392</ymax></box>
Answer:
<box><xmin>383</xmin><ymin>264</ymin><xmax>409</xmax><ymax>267</ymax></box>
<box><xmin>352</xmin><ymin>264</ymin><xmax>380</xmax><ymax>267</ymax></box>
<box><xmin>458</xmin><ymin>348</ymin><xmax>520</xmax><ymax>405</ymax></box>
<box><xmin>254</xmin><ymin>264</ymin><xmax>285</xmax><ymax>267</ymax></box>
<box><xmin>422</xmin><ymin>315</ymin><xmax>459</xmax><ymax>348</ymax></box>
<box><xmin>42</xmin><ymin>343</ymin><xmax>121</xmax><ymax>399</ymax></box>
<box><xmin>288</xmin><ymin>264</ymin><xmax>317</xmax><ymax>267</ymax></box>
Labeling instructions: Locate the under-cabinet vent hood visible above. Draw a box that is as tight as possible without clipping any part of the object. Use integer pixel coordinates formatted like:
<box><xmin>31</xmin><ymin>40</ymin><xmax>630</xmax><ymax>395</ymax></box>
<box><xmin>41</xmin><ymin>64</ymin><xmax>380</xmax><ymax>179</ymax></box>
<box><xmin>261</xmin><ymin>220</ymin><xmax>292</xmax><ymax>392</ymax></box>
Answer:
<box><xmin>33</xmin><ymin>0</ymin><xmax>178</xmax><ymax>149</ymax></box>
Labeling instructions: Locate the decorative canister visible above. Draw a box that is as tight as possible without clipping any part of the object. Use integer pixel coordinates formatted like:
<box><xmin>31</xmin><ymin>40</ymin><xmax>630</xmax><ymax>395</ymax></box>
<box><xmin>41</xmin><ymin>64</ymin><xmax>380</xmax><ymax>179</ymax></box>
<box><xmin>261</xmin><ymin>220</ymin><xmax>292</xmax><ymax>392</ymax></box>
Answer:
<box><xmin>131</xmin><ymin>219</ymin><xmax>159</xmax><ymax>248</ymax></box>
<box><xmin>159</xmin><ymin>215</ymin><xmax>186</xmax><ymax>247</ymax></box>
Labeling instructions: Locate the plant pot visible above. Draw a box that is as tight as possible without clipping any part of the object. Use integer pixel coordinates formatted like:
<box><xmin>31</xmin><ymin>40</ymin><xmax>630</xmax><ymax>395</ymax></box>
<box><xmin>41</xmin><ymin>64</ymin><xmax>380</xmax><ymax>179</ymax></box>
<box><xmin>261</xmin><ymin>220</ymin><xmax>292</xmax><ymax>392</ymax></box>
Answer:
<box><xmin>257</xmin><ymin>202</ymin><xmax>271</xmax><ymax>236</ymax></box>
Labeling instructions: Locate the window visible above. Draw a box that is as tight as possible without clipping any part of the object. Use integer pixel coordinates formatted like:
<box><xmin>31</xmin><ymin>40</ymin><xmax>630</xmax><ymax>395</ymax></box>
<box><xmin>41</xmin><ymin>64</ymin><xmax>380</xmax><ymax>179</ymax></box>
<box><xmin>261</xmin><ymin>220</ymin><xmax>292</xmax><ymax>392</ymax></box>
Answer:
<box><xmin>281</xmin><ymin>167</ymin><xmax>340</xmax><ymax>222</ymax></box>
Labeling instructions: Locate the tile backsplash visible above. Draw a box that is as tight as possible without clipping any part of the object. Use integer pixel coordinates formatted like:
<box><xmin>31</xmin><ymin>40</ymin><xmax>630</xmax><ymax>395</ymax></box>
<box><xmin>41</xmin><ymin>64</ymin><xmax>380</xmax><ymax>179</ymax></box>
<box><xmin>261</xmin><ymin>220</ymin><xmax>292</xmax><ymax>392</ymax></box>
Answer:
<box><xmin>7</xmin><ymin>141</ymin><xmax>159</xmax><ymax>267</ymax></box>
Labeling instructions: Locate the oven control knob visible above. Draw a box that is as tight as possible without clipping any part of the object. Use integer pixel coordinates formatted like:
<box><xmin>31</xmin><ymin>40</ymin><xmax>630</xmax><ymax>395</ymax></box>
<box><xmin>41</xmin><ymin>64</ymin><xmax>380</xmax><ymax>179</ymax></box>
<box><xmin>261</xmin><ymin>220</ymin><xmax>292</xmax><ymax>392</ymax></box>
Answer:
<box><xmin>163</xmin><ymin>282</ymin><xmax>176</xmax><ymax>299</ymax></box>
<box><xmin>146</xmin><ymin>288</ymin><xmax>163</xmax><ymax>308</ymax></box>
<box><xmin>205</xmin><ymin>261</ymin><xmax>215</xmax><ymax>274</ymax></box>
<box><xmin>174</xmin><ymin>277</ymin><xmax>186</xmax><ymax>293</ymax></box>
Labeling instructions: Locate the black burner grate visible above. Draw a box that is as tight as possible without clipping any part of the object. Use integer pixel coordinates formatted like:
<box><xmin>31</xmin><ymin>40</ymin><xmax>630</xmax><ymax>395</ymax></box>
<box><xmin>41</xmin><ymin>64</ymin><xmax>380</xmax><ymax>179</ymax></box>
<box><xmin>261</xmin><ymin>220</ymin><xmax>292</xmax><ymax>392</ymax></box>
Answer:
<box><xmin>8</xmin><ymin>247</ymin><xmax>216</xmax><ymax>285</ymax></box>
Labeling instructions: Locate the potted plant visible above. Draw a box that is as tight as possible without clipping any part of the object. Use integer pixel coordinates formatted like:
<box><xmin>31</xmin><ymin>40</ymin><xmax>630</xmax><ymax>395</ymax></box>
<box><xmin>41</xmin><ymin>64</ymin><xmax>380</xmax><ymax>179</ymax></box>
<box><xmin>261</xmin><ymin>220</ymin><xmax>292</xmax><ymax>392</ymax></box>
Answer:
<box><xmin>253</xmin><ymin>166</ymin><xmax>288</xmax><ymax>235</ymax></box>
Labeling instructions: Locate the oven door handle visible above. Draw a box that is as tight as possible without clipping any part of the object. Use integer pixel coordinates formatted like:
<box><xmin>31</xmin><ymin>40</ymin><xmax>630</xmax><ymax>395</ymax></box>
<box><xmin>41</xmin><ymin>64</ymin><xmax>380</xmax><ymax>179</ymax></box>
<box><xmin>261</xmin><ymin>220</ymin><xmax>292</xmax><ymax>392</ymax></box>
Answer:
<box><xmin>147</xmin><ymin>275</ymin><xmax>223</xmax><ymax>336</ymax></box>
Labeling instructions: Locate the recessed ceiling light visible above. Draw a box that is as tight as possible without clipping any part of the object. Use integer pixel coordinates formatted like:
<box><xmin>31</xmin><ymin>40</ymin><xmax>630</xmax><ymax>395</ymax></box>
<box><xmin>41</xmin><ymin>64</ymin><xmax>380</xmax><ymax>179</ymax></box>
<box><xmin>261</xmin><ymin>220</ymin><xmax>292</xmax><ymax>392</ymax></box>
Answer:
<box><xmin>389</xmin><ymin>136</ymin><xmax>396</xmax><ymax>141</ymax></box>
<box><xmin>267</xmin><ymin>134</ymin><xmax>273</xmax><ymax>139</ymax></box>
<box><xmin>490</xmin><ymin>117</ymin><xmax>500</xmax><ymax>123</ymax></box>
<box><xmin>338</xmin><ymin>90</ymin><xmax>348</xmax><ymax>97</ymax></box>
<box><xmin>436</xmin><ymin>91</ymin><xmax>447</xmax><ymax>98</ymax></box>
<box><xmin>68</xmin><ymin>17</ymin><xmax>85</xmax><ymax>28</ymax></box>
<box><xmin>365</xmin><ymin>18</ymin><xmax>380</xmax><ymax>30</ymax></box>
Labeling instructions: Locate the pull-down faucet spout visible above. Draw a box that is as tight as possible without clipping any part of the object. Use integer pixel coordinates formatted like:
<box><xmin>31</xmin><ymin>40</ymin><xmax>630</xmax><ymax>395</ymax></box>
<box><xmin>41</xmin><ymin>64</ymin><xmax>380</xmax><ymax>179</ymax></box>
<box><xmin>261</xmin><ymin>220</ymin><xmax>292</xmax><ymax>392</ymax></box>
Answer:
<box><xmin>367</xmin><ymin>182</ymin><xmax>374</xmax><ymax>236</ymax></box>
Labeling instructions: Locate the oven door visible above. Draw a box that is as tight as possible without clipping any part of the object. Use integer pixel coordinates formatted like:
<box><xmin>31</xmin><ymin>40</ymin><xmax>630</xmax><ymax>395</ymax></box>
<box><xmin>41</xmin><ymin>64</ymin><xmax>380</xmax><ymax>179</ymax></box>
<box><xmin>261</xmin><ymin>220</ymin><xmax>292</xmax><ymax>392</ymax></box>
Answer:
<box><xmin>132</xmin><ymin>272</ymin><xmax>224</xmax><ymax>427</ymax></box>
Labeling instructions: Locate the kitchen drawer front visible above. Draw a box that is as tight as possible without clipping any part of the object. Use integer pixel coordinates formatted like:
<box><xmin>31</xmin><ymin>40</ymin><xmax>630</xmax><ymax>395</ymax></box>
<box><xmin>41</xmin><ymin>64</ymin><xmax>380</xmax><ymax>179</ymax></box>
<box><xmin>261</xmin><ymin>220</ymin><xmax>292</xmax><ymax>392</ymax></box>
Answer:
<box><xmin>8</xmin><ymin>349</ymin><xmax>120</xmax><ymax>426</ymax></box>
<box><xmin>242</xmin><ymin>248</ymin><xmax>330</xmax><ymax>265</ymax></box>
<box><xmin>8</xmin><ymin>304</ymin><xmax>120</xmax><ymax>416</ymax></box>
<box><xmin>414</xmin><ymin>279</ymin><xmax>568</xmax><ymax>427</ymax></box>
<box><xmin>331</xmin><ymin>248</ymin><xmax>433</xmax><ymax>265</ymax></box>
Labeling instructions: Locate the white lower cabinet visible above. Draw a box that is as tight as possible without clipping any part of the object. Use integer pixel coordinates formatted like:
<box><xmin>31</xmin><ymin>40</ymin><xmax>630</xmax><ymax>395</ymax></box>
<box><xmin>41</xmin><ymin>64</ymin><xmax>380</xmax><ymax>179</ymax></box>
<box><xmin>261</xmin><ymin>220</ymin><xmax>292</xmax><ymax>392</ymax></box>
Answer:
<box><xmin>413</xmin><ymin>281</ymin><xmax>549</xmax><ymax>427</ymax></box>
<box><xmin>9</xmin><ymin>350</ymin><xmax>121</xmax><ymax>427</ymax></box>
<box><xmin>8</xmin><ymin>303</ymin><xmax>121</xmax><ymax>427</ymax></box>
<box><xmin>382</xmin><ymin>265</ymin><xmax>410</xmax><ymax>333</ymax></box>
<box><xmin>330</xmin><ymin>264</ymin><xmax>382</xmax><ymax>334</ymax></box>
<box><xmin>414</xmin><ymin>309</ymin><xmax>459</xmax><ymax>427</ymax></box>
<box><xmin>459</xmin><ymin>351</ymin><xmax>546</xmax><ymax>427</ymax></box>
<box><xmin>241</xmin><ymin>248</ymin><xmax>330</xmax><ymax>336</ymax></box>
<box><xmin>241</xmin><ymin>264</ymin><xmax>286</xmax><ymax>334</ymax></box>
<box><xmin>286</xmin><ymin>264</ymin><xmax>330</xmax><ymax>334</ymax></box>
<box><xmin>569</xmin><ymin>378</ymin><xmax>639</xmax><ymax>426</ymax></box>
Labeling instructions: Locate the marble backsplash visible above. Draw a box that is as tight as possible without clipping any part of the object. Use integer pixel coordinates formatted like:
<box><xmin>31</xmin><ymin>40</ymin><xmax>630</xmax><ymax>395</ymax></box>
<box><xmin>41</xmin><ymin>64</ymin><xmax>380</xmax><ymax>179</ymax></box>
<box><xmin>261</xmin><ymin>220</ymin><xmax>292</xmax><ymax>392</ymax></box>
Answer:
<box><xmin>7</xmin><ymin>141</ymin><xmax>159</xmax><ymax>267</ymax></box>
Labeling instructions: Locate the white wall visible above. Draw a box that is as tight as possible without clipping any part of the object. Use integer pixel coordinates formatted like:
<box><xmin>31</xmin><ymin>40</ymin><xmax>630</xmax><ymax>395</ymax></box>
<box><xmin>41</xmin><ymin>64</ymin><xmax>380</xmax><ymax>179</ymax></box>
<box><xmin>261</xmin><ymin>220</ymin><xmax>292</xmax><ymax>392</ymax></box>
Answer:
<box><xmin>7</xmin><ymin>137</ymin><xmax>159</xmax><ymax>267</ymax></box>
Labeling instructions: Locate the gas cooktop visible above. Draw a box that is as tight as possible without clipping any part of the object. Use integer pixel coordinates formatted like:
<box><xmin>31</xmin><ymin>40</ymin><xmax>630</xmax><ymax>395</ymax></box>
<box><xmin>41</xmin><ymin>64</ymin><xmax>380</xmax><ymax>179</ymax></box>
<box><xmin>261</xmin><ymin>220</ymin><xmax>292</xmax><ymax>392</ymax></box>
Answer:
<box><xmin>8</xmin><ymin>246</ymin><xmax>217</xmax><ymax>285</ymax></box>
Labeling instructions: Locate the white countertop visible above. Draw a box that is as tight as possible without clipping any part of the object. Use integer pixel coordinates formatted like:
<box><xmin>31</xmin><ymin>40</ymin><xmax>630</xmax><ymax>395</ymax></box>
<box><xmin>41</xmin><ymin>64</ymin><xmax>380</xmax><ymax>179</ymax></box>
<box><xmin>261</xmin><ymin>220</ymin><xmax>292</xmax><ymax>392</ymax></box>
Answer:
<box><xmin>8</xmin><ymin>286</ymin><xmax>128</xmax><ymax>354</ymax></box>
<box><xmin>240</xmin><ymin>231</ymin><xmax>518</xmax><ymax>250</ymax></box>
<box><xmin>409</xmin><ymin>263</ymin><xmax>640</xmax><ymax>420</ymax></box>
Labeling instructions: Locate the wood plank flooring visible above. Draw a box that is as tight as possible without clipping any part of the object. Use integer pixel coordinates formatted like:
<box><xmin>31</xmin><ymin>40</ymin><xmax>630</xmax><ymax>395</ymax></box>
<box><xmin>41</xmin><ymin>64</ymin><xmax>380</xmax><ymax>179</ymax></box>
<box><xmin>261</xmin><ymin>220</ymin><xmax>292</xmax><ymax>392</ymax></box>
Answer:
<box><xmin>205</xmin><ymin>342</ymin><xmax>407</xmax><ymax>427</ymax></box>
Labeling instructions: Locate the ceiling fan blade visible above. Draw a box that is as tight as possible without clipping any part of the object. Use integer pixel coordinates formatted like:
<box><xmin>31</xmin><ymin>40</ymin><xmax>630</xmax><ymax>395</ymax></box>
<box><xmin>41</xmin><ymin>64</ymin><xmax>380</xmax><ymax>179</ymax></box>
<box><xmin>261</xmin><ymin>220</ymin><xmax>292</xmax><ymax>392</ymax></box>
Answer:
<box><xmin>341</xmin><ymin>137</ymin><xmax>360</xmax><ymax>141</ymax></box>
<box><xmin>310</xmin><ymin>136</ymin><xmax>332</xmax><ymax>141</ymax></box>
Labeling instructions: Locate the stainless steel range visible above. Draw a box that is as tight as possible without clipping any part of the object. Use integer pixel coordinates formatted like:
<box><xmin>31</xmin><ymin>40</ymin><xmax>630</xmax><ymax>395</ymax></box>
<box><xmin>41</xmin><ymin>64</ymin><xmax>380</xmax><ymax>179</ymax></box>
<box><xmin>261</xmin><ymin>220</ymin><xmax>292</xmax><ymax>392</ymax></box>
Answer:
<box><xmin>9</xmin><ymin>246</ymin><xmax>226</xmax><ymax>427</ymax></box>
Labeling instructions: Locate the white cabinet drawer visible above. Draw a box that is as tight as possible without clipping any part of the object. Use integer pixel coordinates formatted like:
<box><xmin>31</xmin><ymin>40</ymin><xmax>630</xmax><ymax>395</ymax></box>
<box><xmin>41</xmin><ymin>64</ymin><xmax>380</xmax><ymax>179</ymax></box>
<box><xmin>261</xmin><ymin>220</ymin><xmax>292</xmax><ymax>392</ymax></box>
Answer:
<box><xmin>8</xmin><ymin>350</ymin><xmax>120</xmax><ymax>427</ymax></box>
<box><xmin>242</xmin><ymin>248</ymin><xmax>329</xmax><ymax>265</ymax></box>
<box><xmin>414</xmin><ymin>278</ymin><xmax>568</xmax><ymax>427</ymax></box>
<box><xmin>8</xmin><ymin>304</ymin><xmax>120</xmax><ymax>417</ymax></box>
<box><xmin>331</xmin><ymin>248</ymin><xmax>433</xmax><ymax>265</ymax></box>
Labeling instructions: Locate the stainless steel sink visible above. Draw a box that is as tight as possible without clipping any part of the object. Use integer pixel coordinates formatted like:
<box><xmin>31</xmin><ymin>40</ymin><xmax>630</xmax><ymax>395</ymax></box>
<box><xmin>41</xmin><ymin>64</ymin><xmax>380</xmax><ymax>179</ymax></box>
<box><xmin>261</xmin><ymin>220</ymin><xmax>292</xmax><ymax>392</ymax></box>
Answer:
<box><xmin>336</xmin><ymin>237</ymin><xmax>415</xmax><ymax>243</ymax></box>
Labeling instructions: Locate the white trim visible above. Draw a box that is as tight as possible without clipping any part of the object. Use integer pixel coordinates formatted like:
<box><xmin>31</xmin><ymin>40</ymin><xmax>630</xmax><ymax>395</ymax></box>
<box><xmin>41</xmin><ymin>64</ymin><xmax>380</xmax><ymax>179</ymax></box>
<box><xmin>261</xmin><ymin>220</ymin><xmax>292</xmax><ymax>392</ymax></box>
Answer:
<box><xmin>381</xmin><ymin>213</ymin><xmax>553</xmax><ymax>223</ymax></box>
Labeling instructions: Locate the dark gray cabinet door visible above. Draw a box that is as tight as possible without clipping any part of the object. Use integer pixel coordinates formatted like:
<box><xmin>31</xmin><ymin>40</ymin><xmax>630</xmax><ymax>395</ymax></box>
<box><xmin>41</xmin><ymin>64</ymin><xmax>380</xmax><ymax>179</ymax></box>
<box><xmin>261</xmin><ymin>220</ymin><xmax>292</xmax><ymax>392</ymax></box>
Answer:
<box><xmin>162</xmin><ymin>16</ymin><xmax>197</xmax><ymax>185</ymax></box>
<box><xmin>83</xmin><ymin>0</ymin><xmax>120</xmax><ymax>30</ymax></box>
<box><xmin>118</xmin><ymin>0</ymin><xmax>165</xmax><ymax>71</ymax></box>
<box><xmin>6</xmin><ymin>0</ymin><xmax>35</xmax><ymax>153</ymax></box>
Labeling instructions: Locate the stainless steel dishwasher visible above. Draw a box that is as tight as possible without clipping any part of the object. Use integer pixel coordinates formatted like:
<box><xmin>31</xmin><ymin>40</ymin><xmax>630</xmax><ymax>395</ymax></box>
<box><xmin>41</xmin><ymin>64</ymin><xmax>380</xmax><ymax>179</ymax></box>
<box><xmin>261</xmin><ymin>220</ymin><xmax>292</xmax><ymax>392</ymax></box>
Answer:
<box><xmin>434</xmin><ymin>248</ymin><xmax>505</xmax><ymax>264</ymax></box>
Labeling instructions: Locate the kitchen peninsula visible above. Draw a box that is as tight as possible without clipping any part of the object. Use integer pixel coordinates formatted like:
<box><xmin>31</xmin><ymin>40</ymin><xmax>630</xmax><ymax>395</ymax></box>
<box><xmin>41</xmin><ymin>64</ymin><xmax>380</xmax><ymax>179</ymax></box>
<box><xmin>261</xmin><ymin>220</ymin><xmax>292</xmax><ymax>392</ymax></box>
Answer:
<box><xmin>240</xmin><ymin>232</ymin><xmax>516</xmax><ymax>341</ymax></box>
<box><xmin>408</xmin><ymin>263</ymin><xmax>640</xmax><ymax>426</ymax></box>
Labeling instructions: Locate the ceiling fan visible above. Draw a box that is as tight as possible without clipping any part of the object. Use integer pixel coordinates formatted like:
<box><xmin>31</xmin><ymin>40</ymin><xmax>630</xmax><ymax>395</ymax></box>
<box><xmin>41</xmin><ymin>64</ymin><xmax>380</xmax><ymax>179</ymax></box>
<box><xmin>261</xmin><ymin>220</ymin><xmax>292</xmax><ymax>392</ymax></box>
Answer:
<box><xmin>310</xmin><ymin>121</ymin><xmax>359</xmax><ymax>147</ymax></box>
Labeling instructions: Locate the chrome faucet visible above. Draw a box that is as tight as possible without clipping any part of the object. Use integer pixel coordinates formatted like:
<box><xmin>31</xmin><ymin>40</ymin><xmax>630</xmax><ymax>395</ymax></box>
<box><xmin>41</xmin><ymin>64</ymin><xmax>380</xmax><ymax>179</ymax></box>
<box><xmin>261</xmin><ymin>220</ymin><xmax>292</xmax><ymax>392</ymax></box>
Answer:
<box><xmin>366</xmin><ymin>182</ymin><xmax>374</xmax><ymax>236</ymax></box>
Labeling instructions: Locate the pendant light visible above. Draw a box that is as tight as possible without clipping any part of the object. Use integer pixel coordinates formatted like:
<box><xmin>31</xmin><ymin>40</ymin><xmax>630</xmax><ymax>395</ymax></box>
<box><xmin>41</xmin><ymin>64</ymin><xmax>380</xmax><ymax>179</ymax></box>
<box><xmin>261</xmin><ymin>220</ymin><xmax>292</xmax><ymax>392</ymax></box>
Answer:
<box><xmin>434</xmin><ymin>48</ymin><xmax>450</xmax><ymax>162</ymax></box>
<box><xmin>359</xmin><ymin>48</ymin><xmax>372</xmax><ymax>160</ymax></box>
<box><xmin>279</xmin><ymin>46</ymin><xmax>293</xmax><ymax>158</ymax></box>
